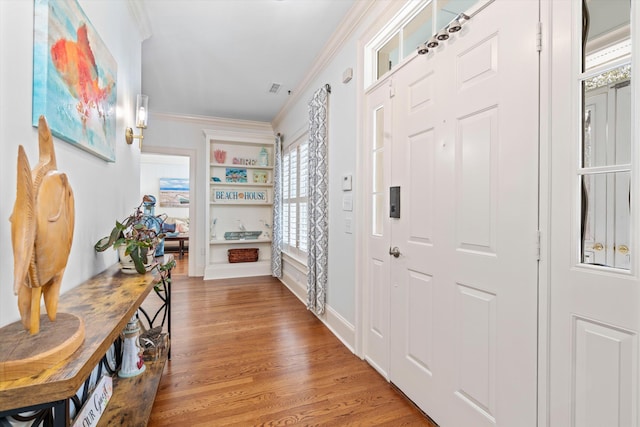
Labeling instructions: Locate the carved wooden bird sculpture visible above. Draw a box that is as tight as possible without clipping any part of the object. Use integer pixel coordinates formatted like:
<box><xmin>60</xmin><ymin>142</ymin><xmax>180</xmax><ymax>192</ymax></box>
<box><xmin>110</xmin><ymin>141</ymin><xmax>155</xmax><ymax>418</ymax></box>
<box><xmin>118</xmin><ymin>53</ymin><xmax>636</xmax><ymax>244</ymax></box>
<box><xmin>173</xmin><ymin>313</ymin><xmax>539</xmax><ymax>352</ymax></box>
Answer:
<box><xmin>10</xmin><ymin>116</ymin><xmax>75</xmax><ymax>334</ymax></box>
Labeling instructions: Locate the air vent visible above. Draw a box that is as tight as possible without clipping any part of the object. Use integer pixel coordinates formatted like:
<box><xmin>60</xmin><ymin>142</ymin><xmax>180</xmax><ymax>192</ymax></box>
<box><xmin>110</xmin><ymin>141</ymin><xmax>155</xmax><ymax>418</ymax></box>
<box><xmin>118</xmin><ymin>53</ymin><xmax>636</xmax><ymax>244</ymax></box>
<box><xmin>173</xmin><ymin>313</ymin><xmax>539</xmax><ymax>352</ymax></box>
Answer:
<box><xmin>268</xmin><ymin>83</ymin><xmax>282</xmax><ymax>94</ymax></box>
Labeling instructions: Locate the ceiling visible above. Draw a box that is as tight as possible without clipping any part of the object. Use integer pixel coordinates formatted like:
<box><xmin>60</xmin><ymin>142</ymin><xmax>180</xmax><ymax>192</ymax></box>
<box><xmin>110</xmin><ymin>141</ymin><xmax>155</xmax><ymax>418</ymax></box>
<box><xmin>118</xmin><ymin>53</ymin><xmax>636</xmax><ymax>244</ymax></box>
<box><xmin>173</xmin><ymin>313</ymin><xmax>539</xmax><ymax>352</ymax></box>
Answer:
<box><xmin>139</xmin><ymin>0</ymin><xmax>356</xmax><ymax>123</ymax></box>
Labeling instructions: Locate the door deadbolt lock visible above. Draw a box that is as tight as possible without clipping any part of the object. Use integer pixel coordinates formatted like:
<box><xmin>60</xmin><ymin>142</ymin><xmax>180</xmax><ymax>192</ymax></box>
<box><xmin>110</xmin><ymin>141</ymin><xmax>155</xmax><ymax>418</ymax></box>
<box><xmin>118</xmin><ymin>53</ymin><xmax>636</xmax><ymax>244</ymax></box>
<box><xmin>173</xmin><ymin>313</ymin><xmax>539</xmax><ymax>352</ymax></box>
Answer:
<box><xmin>389</xmin><ymin>246</ymin><xmax>401</xmax><ymax>258</ymax></box>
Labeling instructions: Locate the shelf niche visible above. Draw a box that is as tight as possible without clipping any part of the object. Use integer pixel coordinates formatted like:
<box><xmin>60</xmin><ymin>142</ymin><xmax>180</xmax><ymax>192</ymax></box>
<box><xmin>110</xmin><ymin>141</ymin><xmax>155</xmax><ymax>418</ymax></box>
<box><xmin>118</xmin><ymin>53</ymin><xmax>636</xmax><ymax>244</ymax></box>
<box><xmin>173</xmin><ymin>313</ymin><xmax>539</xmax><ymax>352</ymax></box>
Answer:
<box><xmin>203</xmin><ymin>128</ymin><xmax>275</xmax><ymax>280</ymax></box>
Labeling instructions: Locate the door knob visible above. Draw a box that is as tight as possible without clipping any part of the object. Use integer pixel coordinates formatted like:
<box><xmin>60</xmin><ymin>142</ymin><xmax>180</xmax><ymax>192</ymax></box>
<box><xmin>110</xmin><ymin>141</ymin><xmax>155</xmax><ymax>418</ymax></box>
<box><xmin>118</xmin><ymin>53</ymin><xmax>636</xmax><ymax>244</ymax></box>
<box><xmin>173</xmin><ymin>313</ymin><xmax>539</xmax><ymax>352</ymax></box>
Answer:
<box><xmin>389</xmin><ymin>246</ymin><xmax>401</xmax><ymax>258</ymax></box>
<box><xmin>593</xmin><ymin>242</ymin><xmax>604</xmax><ymax>251</ymax></box>
<box><xmin>617</xmin><ymin>244</ymin><xmax>629</xmax><ymax>254</ymax></box>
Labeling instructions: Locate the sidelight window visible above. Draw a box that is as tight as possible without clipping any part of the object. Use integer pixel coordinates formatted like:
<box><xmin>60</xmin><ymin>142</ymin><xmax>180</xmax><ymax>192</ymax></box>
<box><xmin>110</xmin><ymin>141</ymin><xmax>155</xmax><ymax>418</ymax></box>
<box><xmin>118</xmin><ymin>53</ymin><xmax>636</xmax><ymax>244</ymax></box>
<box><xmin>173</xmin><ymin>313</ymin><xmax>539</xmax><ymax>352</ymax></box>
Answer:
<box><xmin>579</xmin><ymin>0</ymin><xmax>632</xmax><ymax>269</ymax></box>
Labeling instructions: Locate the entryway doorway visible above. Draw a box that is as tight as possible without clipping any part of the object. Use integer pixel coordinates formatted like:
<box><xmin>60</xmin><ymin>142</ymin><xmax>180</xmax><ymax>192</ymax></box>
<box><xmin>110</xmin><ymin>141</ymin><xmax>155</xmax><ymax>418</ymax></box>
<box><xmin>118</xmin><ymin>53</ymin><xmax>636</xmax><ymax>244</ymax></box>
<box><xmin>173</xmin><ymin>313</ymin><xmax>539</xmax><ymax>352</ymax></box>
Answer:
<box><xmin>362</xmin><ymin>1</ymin><xmax>539</xmax><ymax>425</ymax></box>
<box><xmin>140</xmin><ymin>149</ymin><xmax>196</xmax><ymax>277</ymax></box>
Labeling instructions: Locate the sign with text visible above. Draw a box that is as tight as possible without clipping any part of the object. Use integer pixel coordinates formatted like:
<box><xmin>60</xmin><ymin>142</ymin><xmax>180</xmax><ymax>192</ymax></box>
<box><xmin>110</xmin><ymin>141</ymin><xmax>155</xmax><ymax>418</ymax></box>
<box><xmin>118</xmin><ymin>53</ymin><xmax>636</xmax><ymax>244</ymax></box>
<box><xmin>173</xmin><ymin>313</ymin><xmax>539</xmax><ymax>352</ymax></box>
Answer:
<box><xmin>212</xmin><ymin>188</ymin><xmax>269</xmax><ymax>204</ymax></box>
<box><xmin>71</xmin><ymin>375</ymin><xmax>113</xmax><ymax>427</ymax></box>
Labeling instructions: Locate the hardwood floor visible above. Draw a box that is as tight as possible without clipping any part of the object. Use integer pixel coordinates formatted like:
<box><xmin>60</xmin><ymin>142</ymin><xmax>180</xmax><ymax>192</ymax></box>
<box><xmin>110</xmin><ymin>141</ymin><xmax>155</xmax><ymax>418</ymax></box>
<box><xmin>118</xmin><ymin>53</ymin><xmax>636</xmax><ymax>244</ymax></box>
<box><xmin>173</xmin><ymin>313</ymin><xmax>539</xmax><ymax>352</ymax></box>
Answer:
<box><xmin>148</xmin><ymin>256</ymin><xmax>435</xmax><ymax>426</ymax></box>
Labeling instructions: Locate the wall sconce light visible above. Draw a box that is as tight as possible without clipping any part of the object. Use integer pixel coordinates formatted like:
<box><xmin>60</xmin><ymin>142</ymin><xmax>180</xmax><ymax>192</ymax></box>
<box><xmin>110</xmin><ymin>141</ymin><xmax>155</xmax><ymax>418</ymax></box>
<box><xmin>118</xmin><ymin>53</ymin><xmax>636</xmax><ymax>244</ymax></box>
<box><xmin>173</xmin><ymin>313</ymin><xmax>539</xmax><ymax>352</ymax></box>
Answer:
<box><xmin>125</xmin><ymin>94</ymin><xmax>148</xmax><ymax>148</ymax></box>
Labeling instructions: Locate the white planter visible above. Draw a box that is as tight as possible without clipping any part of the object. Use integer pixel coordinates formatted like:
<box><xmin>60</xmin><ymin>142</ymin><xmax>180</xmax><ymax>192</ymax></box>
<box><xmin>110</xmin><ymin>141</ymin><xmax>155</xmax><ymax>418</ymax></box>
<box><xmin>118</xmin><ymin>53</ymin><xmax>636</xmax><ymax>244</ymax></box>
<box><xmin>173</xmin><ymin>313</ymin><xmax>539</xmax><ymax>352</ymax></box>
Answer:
<box><xmin>117</xmin><ymin>246</ymin><xmax>154</xmax><ymax>274</ymax></box>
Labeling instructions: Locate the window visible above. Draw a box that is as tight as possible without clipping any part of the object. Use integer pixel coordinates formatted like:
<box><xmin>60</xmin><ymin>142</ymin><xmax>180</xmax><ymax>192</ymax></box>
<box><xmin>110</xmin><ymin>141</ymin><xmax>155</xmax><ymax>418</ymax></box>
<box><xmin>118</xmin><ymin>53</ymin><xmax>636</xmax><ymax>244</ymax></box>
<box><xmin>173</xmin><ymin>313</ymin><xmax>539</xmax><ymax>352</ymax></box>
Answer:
<box><xmin>282</xmin><ymin>134</ymin><xmax>309</xmax><ymax>260</ymax></box>
<box><xmin>579</xmin><ymin>0</ymin><xmax>631</xmax><ymax>270</ymax></box>
<box><xmin>365</xmin><ymin>0</ymin><xmax>482</xmax><ymax>85</ymax></box>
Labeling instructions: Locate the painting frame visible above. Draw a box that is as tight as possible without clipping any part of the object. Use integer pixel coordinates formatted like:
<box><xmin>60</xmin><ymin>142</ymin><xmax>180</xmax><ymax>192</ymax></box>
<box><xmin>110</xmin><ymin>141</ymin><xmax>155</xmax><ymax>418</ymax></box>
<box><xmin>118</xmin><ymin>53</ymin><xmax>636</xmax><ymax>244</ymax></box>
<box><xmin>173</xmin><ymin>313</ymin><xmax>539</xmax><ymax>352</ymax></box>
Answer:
<box><xmin>159</xmin><ymin>178</ymin><xmax>190</xmax><ymax>208</ymax></box>
<box><xmin>33</xmin><ymin>0</ymin><xmax>117</xmax><ymax>162</ymax></box>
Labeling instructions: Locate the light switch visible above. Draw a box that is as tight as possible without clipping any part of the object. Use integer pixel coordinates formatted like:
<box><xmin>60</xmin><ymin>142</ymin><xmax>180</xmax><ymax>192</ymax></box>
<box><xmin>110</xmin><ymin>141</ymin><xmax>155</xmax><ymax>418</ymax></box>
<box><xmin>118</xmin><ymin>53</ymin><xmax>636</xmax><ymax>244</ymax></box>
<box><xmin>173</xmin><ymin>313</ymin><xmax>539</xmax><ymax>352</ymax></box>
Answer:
<box><xmin>345</xmin><ymin>217</ymin><xmax>353</xmax><ymax>234</ymax></box>
<box><xmin>342</xmin><ymin>174</ymin><xmax>352</xmax><ymax>191</ymax></box>
<box><xmin>342</xmin><ymin>194</ymin><xmax>353</xmax><ymax>211</ymax></box>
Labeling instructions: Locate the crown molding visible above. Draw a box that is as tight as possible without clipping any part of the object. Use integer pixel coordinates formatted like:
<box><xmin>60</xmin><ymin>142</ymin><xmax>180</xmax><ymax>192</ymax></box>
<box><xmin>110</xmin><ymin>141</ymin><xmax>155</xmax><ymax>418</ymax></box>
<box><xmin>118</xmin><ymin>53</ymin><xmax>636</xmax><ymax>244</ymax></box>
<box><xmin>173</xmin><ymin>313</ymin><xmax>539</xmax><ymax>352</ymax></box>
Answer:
<box><xmin>127</xmin><ymin>0</ymin><xmax>152</xmax><ymax>41</ymax></box>
<box><xmin>271</xmin><ymin>0</ymin><xmax>376</xmax><ymax>128</ymax></box>
<box><xmin>151</xmin><ymin>111</ymin><xmax>274</xmax><ymax>134</ymax></box>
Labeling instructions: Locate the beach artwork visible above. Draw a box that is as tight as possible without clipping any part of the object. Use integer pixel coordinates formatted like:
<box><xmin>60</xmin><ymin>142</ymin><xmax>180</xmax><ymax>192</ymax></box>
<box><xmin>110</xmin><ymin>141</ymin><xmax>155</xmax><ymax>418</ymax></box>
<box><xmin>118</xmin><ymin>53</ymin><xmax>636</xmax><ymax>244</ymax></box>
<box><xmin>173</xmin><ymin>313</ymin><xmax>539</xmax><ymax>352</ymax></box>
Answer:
<box><xmin>159</xmin><ymin>178</ymin><xmax>190</xmax><ymax>207</ymax></box>
<box><xmin>33</xmin><ymin>0</ymin><xmax>117</xmax><ymax>161</ymax></box>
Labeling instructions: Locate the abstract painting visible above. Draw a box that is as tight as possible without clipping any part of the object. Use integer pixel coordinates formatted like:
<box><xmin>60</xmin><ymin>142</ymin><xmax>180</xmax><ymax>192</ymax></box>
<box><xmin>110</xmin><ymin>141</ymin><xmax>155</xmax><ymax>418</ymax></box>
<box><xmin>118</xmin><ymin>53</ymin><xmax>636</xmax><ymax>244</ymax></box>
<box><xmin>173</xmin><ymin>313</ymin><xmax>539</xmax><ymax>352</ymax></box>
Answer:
<box><xmin>159</xmin><ymin>178</ymin><xmax>190</xmax><ymax>208</ymax></box>
<box><xmin>33</xmin><ymin>0</ymin><xmax>117</xmax><ymax>162</ymax></box>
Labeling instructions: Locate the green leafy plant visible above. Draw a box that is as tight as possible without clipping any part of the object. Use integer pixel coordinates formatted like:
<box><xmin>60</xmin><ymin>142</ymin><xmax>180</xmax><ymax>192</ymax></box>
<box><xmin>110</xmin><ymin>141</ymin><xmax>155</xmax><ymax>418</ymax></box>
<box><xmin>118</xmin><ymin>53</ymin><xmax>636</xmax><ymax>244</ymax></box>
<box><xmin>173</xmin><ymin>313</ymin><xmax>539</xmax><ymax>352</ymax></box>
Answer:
<box><xmin>95</xmin><ymin>200</ymin><xmax>169</xmax><ymax>274</ymax></box>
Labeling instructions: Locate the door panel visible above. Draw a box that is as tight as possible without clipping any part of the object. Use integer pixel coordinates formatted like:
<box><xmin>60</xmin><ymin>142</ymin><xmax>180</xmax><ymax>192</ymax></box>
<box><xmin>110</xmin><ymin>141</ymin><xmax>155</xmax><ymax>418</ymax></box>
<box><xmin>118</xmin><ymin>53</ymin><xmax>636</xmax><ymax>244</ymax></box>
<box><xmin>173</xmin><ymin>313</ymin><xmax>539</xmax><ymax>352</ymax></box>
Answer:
<box><xmin>364</xmin><ymin>82</ymin><xmax>392</xmax><ymax>377</ymax></box>
<box><xmin>387</xmin><ymin>1</ymin><xmax>539</xmax><ymax>426</ymax></box>
<box><xmin>573</xmin><ymin>317</ymin><xmax>636</xmax><ymax>427</ymax></box>
<box><xmin>456</xmin><ymin>107</ymin><xmax>497</xmax><ymax>253</ymax></box>
<box><xmin>549</xmin><ymin>0</ymin><xmax>638</xmax><ymax>425</ymax></box>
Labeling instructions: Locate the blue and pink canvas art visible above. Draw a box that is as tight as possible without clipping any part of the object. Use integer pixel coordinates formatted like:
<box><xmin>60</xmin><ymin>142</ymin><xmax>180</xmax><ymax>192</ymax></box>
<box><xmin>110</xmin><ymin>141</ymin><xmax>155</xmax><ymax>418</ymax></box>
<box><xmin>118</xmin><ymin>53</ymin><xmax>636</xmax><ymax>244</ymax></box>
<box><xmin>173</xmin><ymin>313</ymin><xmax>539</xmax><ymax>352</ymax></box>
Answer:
<box><xmin>33</xmin><ymin>0</ymin><xmax>117</xmax><ymax>162</ymax></box>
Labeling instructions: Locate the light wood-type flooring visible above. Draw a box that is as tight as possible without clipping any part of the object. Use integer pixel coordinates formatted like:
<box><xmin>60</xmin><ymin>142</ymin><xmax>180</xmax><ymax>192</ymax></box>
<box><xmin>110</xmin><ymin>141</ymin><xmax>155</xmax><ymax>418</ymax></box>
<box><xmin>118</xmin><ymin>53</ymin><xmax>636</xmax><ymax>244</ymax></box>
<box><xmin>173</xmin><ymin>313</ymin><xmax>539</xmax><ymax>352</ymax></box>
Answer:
<box><xmin>147</xmin><ymin>255</ymin><xmax>436</xmax><ymax>426</ymax></box>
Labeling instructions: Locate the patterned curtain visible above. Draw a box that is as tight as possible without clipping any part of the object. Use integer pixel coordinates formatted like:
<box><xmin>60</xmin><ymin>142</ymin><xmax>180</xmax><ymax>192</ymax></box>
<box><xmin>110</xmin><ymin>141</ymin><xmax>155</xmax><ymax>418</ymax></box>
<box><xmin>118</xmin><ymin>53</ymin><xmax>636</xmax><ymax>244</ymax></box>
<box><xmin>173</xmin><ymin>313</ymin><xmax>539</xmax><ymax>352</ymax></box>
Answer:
<box><xmin>271</xmin><ymin>133</ymin><xmax>282</xmax><ymax>278</ymax></box>
<box><xmin>307</xmin><ymin>85</ymin><xmax>330</xmax><ymax>315</ymax></box>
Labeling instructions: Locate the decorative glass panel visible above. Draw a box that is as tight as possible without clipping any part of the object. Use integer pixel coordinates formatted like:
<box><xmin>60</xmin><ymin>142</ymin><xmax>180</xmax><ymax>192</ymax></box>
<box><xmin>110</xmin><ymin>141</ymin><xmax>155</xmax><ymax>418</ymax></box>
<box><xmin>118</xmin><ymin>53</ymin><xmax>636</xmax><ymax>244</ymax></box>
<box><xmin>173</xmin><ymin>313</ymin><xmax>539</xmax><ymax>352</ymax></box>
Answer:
<box><xmin>403</xmin><ymin>3</ymin><xmax>434</xmax><ymax>59</ymax></box>
<box><xmin>584</xmin><ymin>0</ymin><xmax>630</xmax><ymax>70</ymax></box>
<box><xmin>583</xmin><ymin>70</ymin><xmax>631</xmax><ymax>168</ymax></box>
<box><xmin>581</xmin><ymin>172</ymin><xmax>631</xmax><ymax>269</ymax></box>
<box><xmin>372</xmin><ymin>105</ymin><xmax>385</xmax><ymax>236</ymax></box>
<box><xmin>579</xmin><ymin>0</ymin><xmax>632</xmax><ymax>270</ymax></box>
<box><xmin>436</xmin><ymin>0</ymin><xmax>479</xmax><ymax>29</ymax></box>
<box><xmin>373</xmin><ymin>194</ymin><xmax>384</xmax><ymax>236</ymax></box>
<box><xmin>377</xmin><ymin>33</ymin><xmax>400</xmax><ymax>79</ymax></box>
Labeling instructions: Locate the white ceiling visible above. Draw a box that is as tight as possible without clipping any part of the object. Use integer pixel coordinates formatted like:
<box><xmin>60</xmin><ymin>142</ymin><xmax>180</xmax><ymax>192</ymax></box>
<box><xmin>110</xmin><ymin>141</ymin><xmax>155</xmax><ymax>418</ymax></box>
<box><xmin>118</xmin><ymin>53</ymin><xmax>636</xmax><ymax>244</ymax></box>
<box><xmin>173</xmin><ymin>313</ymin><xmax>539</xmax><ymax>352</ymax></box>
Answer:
<box><xmin>140</xmin><ymin>0</ymin><xmax>356</xmax><ymax>123</ymax></box>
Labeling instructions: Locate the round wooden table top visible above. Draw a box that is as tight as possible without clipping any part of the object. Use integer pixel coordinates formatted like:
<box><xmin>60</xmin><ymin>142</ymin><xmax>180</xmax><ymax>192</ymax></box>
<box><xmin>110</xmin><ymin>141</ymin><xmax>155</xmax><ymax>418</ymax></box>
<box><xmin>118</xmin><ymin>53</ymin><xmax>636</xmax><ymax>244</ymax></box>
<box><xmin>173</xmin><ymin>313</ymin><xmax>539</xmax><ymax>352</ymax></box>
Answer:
<box><xmin>0</xmin><ymin>312</ymin><xmax>84</xmax><ymax>382</ymax></box>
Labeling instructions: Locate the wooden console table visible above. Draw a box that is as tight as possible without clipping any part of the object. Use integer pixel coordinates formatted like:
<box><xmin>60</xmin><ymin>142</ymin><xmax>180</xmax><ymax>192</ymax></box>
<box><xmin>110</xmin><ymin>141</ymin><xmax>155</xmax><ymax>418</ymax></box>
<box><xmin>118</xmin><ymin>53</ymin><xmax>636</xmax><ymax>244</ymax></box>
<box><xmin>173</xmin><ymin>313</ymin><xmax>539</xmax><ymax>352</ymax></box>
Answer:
<box><xmin>0</xmin><ymin>256</ymin><xmax>172</xmax><ymax>426</ymax></box>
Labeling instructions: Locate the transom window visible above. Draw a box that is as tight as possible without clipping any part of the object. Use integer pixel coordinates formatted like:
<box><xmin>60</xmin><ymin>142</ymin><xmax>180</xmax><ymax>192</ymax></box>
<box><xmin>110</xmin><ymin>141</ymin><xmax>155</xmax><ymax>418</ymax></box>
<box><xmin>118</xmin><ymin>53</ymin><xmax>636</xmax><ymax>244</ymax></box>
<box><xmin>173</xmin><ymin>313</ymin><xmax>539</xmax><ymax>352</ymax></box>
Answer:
<box><xmin>366</xmin><ymin>0</ymin><xmax>481</xmax><ymax>85</ymax></box>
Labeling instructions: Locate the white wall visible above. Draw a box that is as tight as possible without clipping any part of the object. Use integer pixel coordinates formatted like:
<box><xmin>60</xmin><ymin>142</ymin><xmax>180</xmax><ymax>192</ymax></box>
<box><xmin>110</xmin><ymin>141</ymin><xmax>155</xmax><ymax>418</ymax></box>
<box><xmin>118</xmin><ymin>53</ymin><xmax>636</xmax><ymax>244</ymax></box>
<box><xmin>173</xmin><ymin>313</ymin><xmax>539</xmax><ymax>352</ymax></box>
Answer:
<box><xmin>271</xmin><ymin>2</ymin><xmax>387</xmax><ymax>341</ymax></box>
<box><xmin>0</xmin><ymin>0</ymin><xmax>145</xmax><ymax>328</ymax></box>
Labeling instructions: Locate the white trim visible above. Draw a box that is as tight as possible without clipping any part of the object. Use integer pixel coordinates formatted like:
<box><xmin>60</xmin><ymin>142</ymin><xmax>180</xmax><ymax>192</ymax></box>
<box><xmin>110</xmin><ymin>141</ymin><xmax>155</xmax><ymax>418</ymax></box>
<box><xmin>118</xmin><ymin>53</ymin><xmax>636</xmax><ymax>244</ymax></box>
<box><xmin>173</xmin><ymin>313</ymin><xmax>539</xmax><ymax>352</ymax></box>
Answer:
<box><xmin>280</xmin><ymin>268</ymin><xmax>356</xmax><ymax>353</ymax></box>
<box><xmin>202</xmin><ymin>127</ymin><xmax>275</xmax><ymax>146</ymax></box>
<box><xmin>538</xmin><ymin>1</ymin><xmax>552</xmax><ymax>425</ymax></box>
<box><xmin>271</xmin><ymin>1</ymin><xmax>375</xmax><ymax>128</ymax></box>
<box><xmin>126</xmin><ymin>0</ymin><xmax>152</xmax><ymax>41</ymax></box>
<box><xmin>323</xmin><ymin>305</ymin><xmax>356</xmax><ymax>353</ymax></box>
<box><xmin>282</xmin><ymin>251</ymin><xmax>307</xmax><ymax>273</ymax></box>
<box><xmin>140</xmin><ymin>145</ymin><xmax>199</xmax><ymax>277</ymax></box>
<box><xmin>363</xmin><ymin>0</ymin><xmax>428</xmax><ymax>88</ymax></box>
<box><xmin>151</xmin><ymin>111</ymin><xmax>273</xmax><ymax>134</ymax></box>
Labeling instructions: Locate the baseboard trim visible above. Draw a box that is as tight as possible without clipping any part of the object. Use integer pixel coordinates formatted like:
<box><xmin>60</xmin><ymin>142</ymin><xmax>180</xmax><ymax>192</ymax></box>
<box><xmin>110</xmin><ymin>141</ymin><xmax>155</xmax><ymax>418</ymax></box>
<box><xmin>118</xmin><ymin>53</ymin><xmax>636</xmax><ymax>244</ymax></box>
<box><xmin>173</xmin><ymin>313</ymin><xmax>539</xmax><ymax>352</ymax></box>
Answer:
<box><xmin>280</xmin><ymin>272</ymin><xmax>356</xmax><ymax>353</ymax></box>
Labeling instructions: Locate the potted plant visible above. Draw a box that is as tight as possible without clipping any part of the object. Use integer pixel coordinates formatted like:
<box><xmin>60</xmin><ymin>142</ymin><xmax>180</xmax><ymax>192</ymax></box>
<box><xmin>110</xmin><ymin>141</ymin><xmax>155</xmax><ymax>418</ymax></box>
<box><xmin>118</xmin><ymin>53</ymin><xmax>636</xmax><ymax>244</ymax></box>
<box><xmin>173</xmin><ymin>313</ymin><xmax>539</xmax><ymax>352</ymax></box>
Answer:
<box><xmin>95</xmin><ymin>198</ymin><xmax>169</xmax><ymax>274</ymax></box>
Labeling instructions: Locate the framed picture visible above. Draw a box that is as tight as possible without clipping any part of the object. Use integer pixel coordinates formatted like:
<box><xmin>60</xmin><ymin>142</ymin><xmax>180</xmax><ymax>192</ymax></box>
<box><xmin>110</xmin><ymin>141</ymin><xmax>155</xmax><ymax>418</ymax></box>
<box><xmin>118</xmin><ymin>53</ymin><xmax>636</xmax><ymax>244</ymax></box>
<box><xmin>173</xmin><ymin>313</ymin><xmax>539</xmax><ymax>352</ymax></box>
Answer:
<box><xmin>33</xmin><ymin>0</ymin><xmax>117</xmax><ymax>162</ymax></box>
<box><xmin>253</xmin><ymin>170</ymin><xmax>268</xmax><ymax>183</ymax></box>
<box><xmin>159</xmin><ymin>178</ymin><xmax>190</xmax><ymax>207</ymax></box>
<box><xmin>226</xmin><ymin>168</ymin><xmax>248</xmax><ymax>183</ymax></box>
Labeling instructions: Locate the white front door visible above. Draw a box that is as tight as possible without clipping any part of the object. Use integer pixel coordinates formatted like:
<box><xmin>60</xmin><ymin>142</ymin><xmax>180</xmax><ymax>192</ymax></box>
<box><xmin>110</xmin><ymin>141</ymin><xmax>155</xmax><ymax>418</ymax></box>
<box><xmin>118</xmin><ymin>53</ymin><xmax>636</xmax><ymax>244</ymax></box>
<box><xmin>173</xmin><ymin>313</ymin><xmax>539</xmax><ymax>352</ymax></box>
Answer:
<box><xmin>363</xmin><ymin>78</ymin><xmax>393</xmax><ymax>377</ymax></box>
<box><xmin>548</xmin><ymin>1</ymin><xmax>638</xmax><ymax>425</ymax></box>
<box><xmin>365</xmin><ymin>1</ymin><xmax>540</xmax><ymax>425</ymax></box>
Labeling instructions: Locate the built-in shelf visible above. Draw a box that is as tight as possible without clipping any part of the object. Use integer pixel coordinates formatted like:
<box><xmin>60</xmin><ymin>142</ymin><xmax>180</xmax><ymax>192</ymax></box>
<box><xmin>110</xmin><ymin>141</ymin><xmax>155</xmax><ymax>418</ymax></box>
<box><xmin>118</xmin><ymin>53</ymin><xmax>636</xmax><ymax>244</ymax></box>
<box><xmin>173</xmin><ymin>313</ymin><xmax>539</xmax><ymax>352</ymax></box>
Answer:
<box><xmin>210</xmin><ymin>163</ymin><xmax>273</xmax><ymax>170</ymax></box>
<box><xmin>210</xmin><ymin>202</ymin><xmax>273</xmax><ymax>206</ymax></box>
<box><xmin>210</xmin><ymin>182</ymin><xmax>272</xmax><ymax>187</ymax></box>
<box><xmin>205</xmin><ymin>128</ymin><xmax>275</xmax><ymax>281</ymax></box>
<box><xmin>210</xmin><ymin>238</ymin><xmax>272</xmax><ymax>245</ymax></box>
<box><xmin>205</xmin><ymin>260</ymin><xmax>272</xmax><ymax>280</ymax></box>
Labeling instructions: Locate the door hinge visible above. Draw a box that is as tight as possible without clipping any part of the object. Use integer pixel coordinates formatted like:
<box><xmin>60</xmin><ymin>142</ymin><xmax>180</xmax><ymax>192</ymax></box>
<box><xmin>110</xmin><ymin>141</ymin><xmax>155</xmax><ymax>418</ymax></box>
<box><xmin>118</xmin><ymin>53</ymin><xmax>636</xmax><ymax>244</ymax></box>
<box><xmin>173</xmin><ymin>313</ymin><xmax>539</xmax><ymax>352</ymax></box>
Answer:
<box><xmin>536</xmin><ymin>230</ymin><xmax>541</xmax><ymax>261</ymax></box>
<box><xmin>536</xmin><ymin>22</ymin><xmax>542</xmax><ymax>52</ymax></box>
